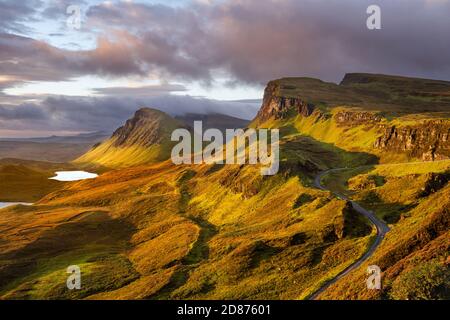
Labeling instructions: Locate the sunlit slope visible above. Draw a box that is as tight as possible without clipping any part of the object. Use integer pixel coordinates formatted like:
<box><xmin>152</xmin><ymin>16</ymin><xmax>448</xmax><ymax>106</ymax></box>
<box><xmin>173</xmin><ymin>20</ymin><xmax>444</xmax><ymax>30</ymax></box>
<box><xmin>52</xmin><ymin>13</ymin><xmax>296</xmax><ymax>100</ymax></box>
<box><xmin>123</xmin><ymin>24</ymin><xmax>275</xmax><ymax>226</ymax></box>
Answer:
<box><xmin>0</xmin><ymin>140</ymin><xmax>376</xmax><ymax>299</ymax></box>
<box><xmin>75</xmin><ymin>108</ymin><xmax>185</xmax><ymax>168</ymax></box>
<box><xmin>1</xmin><ymin>156</ymin><xmax>447</xmax><ymax>299</ymax></box>
<box><xmin>0</xmin><ymin>159</ymin><xmax>74</xmax><ymax>202</ymax></box>
<box><xmin>318</xmin><ymin>164</ymin><xmax>450</xmax><ymax>300</ymax></box>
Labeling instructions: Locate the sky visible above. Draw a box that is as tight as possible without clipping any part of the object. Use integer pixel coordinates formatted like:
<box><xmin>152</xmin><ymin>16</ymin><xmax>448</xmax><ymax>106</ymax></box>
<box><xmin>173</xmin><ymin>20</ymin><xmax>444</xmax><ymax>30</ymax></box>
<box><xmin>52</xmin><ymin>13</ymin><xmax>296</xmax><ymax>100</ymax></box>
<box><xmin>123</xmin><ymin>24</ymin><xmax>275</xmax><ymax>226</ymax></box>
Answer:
<box><xmin>0</xmin><ymin>0</ymin><xmax>449</xmax><ymax>137</ymax></box>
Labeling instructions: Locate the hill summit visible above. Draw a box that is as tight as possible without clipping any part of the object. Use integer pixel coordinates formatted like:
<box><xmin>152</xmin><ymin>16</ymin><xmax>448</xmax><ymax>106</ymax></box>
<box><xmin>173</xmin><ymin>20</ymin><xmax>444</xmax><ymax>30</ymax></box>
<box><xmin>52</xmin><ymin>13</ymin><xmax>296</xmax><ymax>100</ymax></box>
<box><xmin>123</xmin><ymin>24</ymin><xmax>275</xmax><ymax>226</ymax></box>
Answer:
<box><xmin>112</xmin><ymin>108</ymin><xmax>181</xmax><ymax>148</ymax></box>
<box><xmin>75</xmin><ymin>108</ymin><xmax>185</xmax><ymax>168</ymax></box>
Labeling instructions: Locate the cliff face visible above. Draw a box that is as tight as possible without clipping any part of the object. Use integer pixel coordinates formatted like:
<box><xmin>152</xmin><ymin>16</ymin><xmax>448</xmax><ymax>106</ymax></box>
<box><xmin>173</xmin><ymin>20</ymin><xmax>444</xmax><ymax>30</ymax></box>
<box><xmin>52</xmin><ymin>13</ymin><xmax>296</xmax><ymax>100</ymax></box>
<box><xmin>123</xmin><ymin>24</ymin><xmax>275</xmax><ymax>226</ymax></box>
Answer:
<box><xmin>256</xmin><ymin>85</ymin><xmax>382</xmax><ymax>125</ymax></box>
<box><xmin>112</xmin><ymin>108</ymin><xmax>183</xmax><ymax>148</ymax></box>
<box><xmin>254</xmin><ymin>76</ymin><xmax>450</xmax><ymax>162</ymax></box>
<box><xmin>374</xmin><ymin>121</ymin><xmax>450</xmax><ymax>161</ymax></box>
<box><xmin>254</xmin><ymin>78</ymin><xmax>392</xmax><ymax>135</ymax></box>
<box><xmin>255</xmin><ymin>81</ymin><xmax>318</xmax><ymax>123</ymax></box>
<box><xmin>75</xmin><ymin>108</ymin><xmax>186</xmax><ymax>168</ymax></box>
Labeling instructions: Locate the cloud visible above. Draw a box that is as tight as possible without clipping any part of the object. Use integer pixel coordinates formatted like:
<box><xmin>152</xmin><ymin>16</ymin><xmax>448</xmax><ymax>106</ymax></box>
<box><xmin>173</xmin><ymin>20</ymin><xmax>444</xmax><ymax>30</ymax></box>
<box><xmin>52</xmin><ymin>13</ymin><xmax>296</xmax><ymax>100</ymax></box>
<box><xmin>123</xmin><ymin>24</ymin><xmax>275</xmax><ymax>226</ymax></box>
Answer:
<box><xmin>0</xmin><ymin>94</ymin><xmax>260</xmax><ymax>136</ymax></box>
<box><xmin>92</xmin><ymin>84</ymin><xmax>187</xmax><ymax>97</ymax></box>
<box><xmin>41</xmin><ymin>0</ymin><xmax>87</xmax><ymax>19</ymax></box>
<box><xmin>2</xmin><ymin>0</ymin><xmax>450</xmax><ymax>88</ymax></box>
<box><xmin>0</xmin><ymin>0</ymin><xmax>43</xmax><ymax>33</ymax></box>
<box><xmin>0</xmin><ymin>102</ymin><xmax>47</xmax><ymax>120</ymax></box>
<box><xmin>82</xmin><ymin>0</ymin><xmax>450</xmax><ymax>83</ymax></box>
<box><xmin>1</xmin><ymin>0</ymin><xmax>449</xmax><ymax>137</ymax></box>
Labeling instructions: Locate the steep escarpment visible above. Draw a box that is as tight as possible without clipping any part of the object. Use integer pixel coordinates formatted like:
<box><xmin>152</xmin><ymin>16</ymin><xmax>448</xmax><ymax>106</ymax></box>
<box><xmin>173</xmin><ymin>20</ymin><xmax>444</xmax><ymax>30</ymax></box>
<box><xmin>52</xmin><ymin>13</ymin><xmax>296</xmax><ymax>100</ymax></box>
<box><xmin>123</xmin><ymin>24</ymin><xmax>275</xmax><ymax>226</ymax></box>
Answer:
<box><xmin>75</xmin><ymin>108</ymin><xmax>186</xmax><ymax>168</ymax></box>
<box><xmin>254</xmin><ymin>73</ymin><xmax>450</xmax><ymax>127</ymax></box>
<box><xmin>253</xmin><ymin>74</ymin><xmax>450</xmax><ymax>162</ymax></box>
<box><xmin>374</xmin><ymin>121</ymin><xmax>450</xmax><ymax>161</ymax></box>
<box><xmin>111</xmin><ymin>108</ymin><xmax>178</xmax><ymax>148</ymax></box>
<box><xmin>255</xmin><ymin>80</ymin><xmax>319</xmax><ymax>123</ymax></box>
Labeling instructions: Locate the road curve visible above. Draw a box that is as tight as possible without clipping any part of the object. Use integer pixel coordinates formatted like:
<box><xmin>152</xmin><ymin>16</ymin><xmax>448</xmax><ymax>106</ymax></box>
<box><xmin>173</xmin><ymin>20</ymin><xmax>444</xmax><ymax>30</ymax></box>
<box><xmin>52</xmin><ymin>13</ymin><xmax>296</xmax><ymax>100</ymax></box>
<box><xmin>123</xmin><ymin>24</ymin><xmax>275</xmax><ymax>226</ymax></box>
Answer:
<box><xmin>308</xmin><ymin>168</ymin><xmax>390</xmax><ymax>300</ymax></box>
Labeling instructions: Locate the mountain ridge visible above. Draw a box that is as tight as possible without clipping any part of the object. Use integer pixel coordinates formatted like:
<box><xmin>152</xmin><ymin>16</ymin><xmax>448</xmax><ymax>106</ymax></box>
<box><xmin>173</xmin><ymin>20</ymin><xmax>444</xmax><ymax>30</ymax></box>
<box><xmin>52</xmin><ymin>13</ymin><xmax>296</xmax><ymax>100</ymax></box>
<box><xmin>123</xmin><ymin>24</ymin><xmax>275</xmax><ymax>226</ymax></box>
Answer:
<box><xmin>74</xmin><ymin>108</ymin><xmax>186</xmax><ymax>168</ymax></box>
<box><xmin>253</xmin><ymin>73</ymin><xmax>450</xmax><ymax>162</ymax></box>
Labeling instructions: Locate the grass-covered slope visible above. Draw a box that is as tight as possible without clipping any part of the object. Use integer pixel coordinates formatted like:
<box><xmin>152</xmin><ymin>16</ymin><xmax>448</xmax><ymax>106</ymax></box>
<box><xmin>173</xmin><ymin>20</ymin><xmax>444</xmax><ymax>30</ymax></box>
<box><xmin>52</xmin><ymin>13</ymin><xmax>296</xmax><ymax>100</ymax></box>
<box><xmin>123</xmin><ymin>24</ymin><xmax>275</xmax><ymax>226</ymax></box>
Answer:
<box><xmin>313</xmin><ymin>159</ymin><xmax>450</xmax><ymax>299</ymax></box>
<box><xmin>319</xmin><ymin>172</ymin><xmax>449</xmax><ymax>300</ymax></box>
<box><xmin>0</xmin><ymin>139</ymin><xmax>376</xmax><ymax>299</ymax></box>
<box><xmin>0</xmin><ymin>159</ymin><xmax>76</xmax><ymax>202</ymax></box>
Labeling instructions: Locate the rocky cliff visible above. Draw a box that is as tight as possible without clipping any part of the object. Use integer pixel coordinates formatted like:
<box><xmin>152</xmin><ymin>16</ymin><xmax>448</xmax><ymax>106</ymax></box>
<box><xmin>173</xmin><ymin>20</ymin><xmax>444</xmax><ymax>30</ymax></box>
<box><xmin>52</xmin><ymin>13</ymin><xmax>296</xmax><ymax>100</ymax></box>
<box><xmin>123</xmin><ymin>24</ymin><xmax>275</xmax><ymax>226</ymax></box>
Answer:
<box><xmin>112</xmin><ymin>108</ymin><xmax>184</xmax><ymax>148</ymax></box>
<box><xmin>255</xmin><ymin>80</ymin><xmax>320</xmax><ymax>123</ymax></box>
<box><xmin>334</xmin><ymin>111</ymin><xmax>382</xmax><ymax>125</ymax></box>
<box><xmin>374</xmin><ymin>121</ymin><xmax>450</xmax><ymax>161</ymax></box>
<box><xmin>75</xmin><ymin>108</ymin><xmax>186</xmax><ymax>168</ymax></box>
<box><xmin>254</xmin><ymin>75</ymin><xmax>450</xmax><ymax>161</ymax></box>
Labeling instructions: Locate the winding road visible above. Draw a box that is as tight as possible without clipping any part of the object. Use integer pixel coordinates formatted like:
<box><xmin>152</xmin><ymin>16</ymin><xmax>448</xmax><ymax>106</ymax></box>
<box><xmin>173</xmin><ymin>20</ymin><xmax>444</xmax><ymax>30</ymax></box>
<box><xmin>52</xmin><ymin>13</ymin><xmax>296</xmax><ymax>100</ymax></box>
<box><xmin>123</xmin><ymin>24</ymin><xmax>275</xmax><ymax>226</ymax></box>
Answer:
<box><xmin>308</xmin><ymin>168</ymin><xmax>390</xmax><ymax>300</ymax></box>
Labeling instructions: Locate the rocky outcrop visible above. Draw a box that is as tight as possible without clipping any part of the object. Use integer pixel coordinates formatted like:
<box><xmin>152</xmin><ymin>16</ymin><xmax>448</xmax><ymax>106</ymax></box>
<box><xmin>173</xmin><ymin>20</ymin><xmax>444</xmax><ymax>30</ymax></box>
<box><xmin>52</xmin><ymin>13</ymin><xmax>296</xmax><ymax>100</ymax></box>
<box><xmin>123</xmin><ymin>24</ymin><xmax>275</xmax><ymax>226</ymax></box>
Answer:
<box><xmin>112</xmin><ymin>108</ymin><xmax>183</xmax><ymax>148</ymax></box>
<box><xmin>255</xmin><ymin>81</ymin><xmax>319</xmax><ymax>123</ymax></box>
<box><xmin>348</xmin><ymin>175</ymin><xmax>385</xmax><ymax>191</ymax></box>
<box><xmin>254</xmin><ymin>76</ymin><xmax>450</xmax><ymax>162</ymax></box>
<box><xmin>419</xmin><ymin>172</ymin><xmax>450</xmax><ymax>197</ymax></box>
<box><xmin>334</xmin><ymin>111</ymin><xmax>382</xmax><ymax>125</ymax></box>
<box><xmin>320</xmin><ymin>201</ymin><xmax>372</xmax><ymax>242</ymax></box>
<box><xmin>75</xmin><ymin>108</ymin><xmax>187</xmax><ymax>167</ymax></box>
<box><xmin>255</xmin><ymin>80</ymin><xmax>384</xmax><ymax>126</ymax></box>
<box><xmin>374</xmin><ymin>121</ymin><xmax>450</xmax><ymax>161</ymax></box>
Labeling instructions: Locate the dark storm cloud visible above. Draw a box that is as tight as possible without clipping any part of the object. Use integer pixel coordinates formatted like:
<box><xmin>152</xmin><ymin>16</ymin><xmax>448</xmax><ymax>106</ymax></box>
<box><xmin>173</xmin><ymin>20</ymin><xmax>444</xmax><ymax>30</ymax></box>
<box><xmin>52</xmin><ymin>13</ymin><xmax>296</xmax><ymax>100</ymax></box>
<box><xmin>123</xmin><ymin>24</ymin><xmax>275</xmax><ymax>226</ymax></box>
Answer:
<box><xmin>82</xmin><ymin>0</ymin><xmax>450</xmax><ymax>83</ymax></box>
<box><xmin>1</xmin><ymin>0</ymin><xmax>450</xmax><ymax>137</ymax></box>
<box><xmin>93</xmin><ymin>84</ymin><xmax>187</xmax><ymax>97</ymax></box>
<box><xmin>2</xmin><ymin>0</ymin><xmax>450</xmax><ymax>87</ymax></box>
<box><xmin>0</xmin><ymin>94</ymin><xmax>260</xmax><ymax>134</ymax></box>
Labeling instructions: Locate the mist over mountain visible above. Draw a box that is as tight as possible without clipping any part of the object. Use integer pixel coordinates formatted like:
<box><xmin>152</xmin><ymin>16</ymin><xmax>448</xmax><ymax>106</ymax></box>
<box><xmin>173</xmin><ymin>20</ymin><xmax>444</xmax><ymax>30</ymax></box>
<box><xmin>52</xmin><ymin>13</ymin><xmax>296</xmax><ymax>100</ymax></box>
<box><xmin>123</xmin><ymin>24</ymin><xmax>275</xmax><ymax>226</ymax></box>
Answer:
<box><xmin>175</xmin><ymin>113</ymin><xmax>250</xmax><ymax>135</ymax></box>
<box><xmin>0</xmin><ymin>95</ymin><xmax>260</xmax><ymax>138</ymax></box>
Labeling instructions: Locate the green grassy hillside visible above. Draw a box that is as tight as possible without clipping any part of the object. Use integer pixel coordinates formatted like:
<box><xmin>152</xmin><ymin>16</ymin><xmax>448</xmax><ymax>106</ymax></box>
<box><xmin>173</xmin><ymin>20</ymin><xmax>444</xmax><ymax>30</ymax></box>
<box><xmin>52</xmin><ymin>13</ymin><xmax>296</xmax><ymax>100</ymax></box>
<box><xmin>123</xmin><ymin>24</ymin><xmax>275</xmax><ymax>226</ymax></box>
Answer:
<box><xmin>0</xmin><ymin>159</ymin><xmax>75</xmax><ymax>202</ymax></box>
<box><xmin>0</xmin><ymin>140</ymin><xmax>376</xmax><ymax>299</ymax></box>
